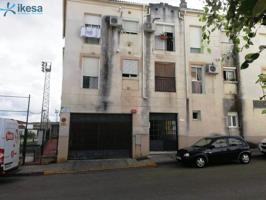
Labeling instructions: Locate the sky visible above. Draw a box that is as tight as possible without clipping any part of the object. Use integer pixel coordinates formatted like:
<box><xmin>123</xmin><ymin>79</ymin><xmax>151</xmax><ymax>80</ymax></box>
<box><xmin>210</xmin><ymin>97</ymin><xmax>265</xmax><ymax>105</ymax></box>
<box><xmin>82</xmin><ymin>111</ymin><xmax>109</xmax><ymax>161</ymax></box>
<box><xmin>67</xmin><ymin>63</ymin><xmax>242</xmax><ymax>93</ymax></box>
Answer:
<box><xmin>0</xmin><ymin>0</ymin><xmax>203</xmax><ymax>123</ymax></box>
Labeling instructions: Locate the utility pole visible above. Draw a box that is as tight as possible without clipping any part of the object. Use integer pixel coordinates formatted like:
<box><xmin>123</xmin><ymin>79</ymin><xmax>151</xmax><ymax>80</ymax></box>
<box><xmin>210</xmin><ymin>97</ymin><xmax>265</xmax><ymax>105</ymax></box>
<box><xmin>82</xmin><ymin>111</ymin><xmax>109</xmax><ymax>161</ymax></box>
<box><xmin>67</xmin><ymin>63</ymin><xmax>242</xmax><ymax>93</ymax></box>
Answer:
<box><xmin>40</xmin><ymin>61</ymin><xmax>52</xmax><ymax>147</ymax></box>
<box><xmin>22</xmin><ymin>95</ymin><xmax>31</xmax><ymax>165</ymax></box>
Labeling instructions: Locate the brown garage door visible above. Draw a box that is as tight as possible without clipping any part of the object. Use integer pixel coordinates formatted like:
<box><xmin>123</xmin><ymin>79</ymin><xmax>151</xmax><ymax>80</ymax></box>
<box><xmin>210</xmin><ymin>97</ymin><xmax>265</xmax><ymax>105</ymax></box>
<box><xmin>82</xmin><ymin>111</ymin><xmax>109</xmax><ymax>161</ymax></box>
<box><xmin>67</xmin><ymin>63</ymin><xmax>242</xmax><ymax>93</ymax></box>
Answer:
<box><xmin>69</xmin><ymin>113</ymin><xmax>132</xmax><ymax>160</ymax></box>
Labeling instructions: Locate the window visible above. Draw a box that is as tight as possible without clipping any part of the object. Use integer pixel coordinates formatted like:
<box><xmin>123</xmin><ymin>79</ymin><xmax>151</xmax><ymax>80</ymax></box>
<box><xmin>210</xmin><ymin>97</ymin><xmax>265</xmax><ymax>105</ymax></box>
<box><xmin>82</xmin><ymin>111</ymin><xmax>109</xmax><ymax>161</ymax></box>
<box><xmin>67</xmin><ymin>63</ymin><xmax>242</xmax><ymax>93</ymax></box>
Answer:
<box><xmin>155</xmin><ymin>62</ymin><xmax>176</xmax><ymax>92</ymax></box>
<box><xmin>82</xmin><ymin>14</ymin><xmax>101</xmax><ymax>44</ymax></box>
<box><xmin>122</xmin><ymin>20</ymin><xmax>139</xmax><ymax>34</ymax></box>
<box><xmin>223</xmin><ymin>68</ymin><xmax>237</xmax><ymax>81</ymax></box>
<box><xmin>191</xmin><ymin>66</ymin><xmax>203</xmax><ymax>94</ymax></box>
<box><xmin>229</xmin><ymin>138</ymin><xmax>244</xmax><ymax>146</ymax></box>
<box><xmin>212</xmin><ymin>138</ymin><xmax>228</xmax><ymax>148</ymax></box>
<box><xmin>193</xmin><ymin>138</ymin><xmax>212</xmax><ymax>147</ymax></box>
<box><xmin>190</xmin><ymin>26</ymin><xmax>202</xmax><ymax>53</ymax></box>
<box><xmin>228</xmin><ymin>112</ymin><xmax>239</xmax><ymax>128</ymax></box>
<box><xmin>155</xmin><ymin>24</ymin><xmax>175</xmax><ymax>51</ymax></box>
<box><xmin>82</xmin><ymin>57</ymin><xmax>99</xmax><ymax>89</ymax></box>
<box><xmin>192</xmin><ymin>111</ymin><xmax>201</xmax><ymax>120</ymax></box>
<box><xmin>122</xmin><ymin>59</ymin><xmax>138</xmax><ymax>78</ymax></box>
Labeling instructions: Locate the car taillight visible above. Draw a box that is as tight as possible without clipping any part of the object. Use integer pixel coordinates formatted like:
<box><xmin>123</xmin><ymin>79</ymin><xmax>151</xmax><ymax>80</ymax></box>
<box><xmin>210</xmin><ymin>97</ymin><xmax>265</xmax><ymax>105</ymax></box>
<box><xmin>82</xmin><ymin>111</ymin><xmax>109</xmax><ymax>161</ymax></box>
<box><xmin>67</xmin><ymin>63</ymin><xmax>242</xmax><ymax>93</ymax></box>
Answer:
<box><xmin>0</xmin><ymin>148</ymin><xmax>4</xmax><ymax>164</ymax></box>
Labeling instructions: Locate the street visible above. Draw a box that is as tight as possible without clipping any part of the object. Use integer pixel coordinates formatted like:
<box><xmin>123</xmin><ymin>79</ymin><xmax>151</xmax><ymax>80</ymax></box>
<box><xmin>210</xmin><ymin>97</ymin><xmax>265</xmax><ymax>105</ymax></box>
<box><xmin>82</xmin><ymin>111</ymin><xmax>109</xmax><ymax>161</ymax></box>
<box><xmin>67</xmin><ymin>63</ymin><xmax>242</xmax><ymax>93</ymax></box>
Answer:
<box><xmin>1</xmin><ymin>157</ymin><xmax>266</xmax><ymax>200</ymax></box>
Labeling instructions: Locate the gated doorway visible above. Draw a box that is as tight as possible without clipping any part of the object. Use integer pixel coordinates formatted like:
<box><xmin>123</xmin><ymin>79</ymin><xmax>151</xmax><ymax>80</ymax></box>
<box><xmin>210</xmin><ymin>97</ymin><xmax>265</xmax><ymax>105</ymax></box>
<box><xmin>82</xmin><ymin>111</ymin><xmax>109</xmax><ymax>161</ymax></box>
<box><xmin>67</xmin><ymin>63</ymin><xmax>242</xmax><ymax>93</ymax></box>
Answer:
<box><xmin>69</xmin><ymin>113</ymin><xmax>132</xmax><ymax>160</ymax></box>
<box><xmin>150</xmin><ymin>113</ymin><xmax>178</xmax><ymax>151</ymax></box>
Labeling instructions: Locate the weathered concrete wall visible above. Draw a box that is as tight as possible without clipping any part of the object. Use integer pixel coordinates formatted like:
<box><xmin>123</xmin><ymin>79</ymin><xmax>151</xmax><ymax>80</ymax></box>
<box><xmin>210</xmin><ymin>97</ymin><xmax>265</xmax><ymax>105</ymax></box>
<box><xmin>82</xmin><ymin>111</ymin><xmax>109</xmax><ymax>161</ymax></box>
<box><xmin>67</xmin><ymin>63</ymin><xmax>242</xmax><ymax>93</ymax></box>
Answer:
<box><xmin>239</xmin><ymin>27</ymin><xmax>266</xmax><ymax>140</ymax></box>
<box><xmin>148</xmin><ymin>4</ymin><xmax>188</xmax><ymax>148</ymax></box>
<box><xmin>57</xmin><ymin>112</ymin><xmax>70</xmax><ymax>162</ymax></box>
<box><xmin>61</xmin><ymin>0</ymin><xmax>149</xmax><ymax>160</ymax></box>
<box><xmin>184</xmin><ymin>11</ymin><xmax>225</xmax><ymax>143</ymax></box>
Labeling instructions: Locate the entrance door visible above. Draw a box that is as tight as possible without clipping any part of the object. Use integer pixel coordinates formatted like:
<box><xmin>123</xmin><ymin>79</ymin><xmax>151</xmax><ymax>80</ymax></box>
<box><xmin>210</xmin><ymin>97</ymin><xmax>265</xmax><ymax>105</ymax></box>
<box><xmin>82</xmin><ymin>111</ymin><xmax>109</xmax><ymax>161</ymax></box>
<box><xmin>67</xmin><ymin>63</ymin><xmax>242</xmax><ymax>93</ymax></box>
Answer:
<box><xmin>149</xmin><ymin>113</ymin><xmax>178</xmax><ymax>151</ymax></box>
<box><xmin>69</xmin><ymin>114</ymin><xmax>132</xmax><ymax>160</ymax></box>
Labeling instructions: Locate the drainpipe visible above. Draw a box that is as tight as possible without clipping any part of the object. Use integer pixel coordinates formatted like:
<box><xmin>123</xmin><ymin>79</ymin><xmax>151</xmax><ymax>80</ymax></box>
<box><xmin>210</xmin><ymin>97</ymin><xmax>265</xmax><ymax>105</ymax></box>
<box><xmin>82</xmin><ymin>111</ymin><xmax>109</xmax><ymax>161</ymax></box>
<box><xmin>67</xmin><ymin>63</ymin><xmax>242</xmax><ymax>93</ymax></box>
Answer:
<box><xmin>142</xmin><ymin>5</ymin><xmax>148</xmax><ymax>99</ymax></box>
<box><xmin>233</xmin><ymin>45</ymin><xmax>244</xmax><ymax>138</ymax></box>
<box><xmin>179</xmin><ymin>9</ymin><xmax>189</xmax><ymax>134</ymax></box>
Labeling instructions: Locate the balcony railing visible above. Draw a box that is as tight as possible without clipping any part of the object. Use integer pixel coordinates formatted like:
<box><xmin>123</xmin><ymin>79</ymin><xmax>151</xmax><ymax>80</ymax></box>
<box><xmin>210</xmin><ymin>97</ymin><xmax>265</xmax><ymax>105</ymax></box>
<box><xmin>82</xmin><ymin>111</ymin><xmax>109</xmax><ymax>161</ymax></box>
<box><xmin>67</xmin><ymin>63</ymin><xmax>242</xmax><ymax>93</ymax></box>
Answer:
<box><xmin>155</xmin><ymin>77</ymin><xmax>176</xmax><ymax>92</ymax></box>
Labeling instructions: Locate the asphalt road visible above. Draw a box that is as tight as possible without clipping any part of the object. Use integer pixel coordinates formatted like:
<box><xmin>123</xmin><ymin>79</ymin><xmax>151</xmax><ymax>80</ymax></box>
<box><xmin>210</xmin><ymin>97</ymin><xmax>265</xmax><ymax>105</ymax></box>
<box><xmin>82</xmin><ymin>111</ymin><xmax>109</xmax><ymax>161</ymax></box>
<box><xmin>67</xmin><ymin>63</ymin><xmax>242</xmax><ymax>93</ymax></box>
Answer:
<box><xmin>1</xmin><ymin>157</ymin><xmax>266</xmax><ymax>200</ymax></box>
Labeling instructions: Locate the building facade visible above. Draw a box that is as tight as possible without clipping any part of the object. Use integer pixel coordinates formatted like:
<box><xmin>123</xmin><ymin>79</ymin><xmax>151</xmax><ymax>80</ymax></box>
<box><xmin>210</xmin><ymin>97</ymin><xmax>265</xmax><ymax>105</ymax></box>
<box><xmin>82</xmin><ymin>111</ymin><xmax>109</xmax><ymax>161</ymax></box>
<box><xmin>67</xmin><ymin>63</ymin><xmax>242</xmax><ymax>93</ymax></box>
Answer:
<box><xmin>58</xmin><ymin>0</ymin><xmax>266</xmax><ymax>162</ymax></box>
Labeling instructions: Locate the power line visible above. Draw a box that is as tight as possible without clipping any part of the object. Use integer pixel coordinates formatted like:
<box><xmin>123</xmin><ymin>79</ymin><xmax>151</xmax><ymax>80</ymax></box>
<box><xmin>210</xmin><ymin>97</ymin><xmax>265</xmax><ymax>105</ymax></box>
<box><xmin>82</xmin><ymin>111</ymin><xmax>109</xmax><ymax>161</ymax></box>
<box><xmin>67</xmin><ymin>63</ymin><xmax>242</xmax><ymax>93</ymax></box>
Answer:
<box><xmin>0</xmin><ymin>95</ymin><xmax>29</xmax><ymax>99</ymax></box>
<box><xmin>0</xmin><ymin>110</ymin><xmax>28</xmax><ymax>113</ymax></box>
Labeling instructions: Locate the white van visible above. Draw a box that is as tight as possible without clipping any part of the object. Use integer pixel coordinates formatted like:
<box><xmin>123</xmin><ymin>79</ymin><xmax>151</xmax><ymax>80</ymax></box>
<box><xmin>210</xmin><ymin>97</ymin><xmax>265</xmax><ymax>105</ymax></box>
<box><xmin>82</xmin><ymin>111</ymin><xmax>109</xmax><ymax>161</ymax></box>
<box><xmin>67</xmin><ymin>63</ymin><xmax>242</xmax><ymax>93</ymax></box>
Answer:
<box><xmin>0</xmin><ymin>118</ymin><xmax>20</xmax><ymax>174</ymax></box>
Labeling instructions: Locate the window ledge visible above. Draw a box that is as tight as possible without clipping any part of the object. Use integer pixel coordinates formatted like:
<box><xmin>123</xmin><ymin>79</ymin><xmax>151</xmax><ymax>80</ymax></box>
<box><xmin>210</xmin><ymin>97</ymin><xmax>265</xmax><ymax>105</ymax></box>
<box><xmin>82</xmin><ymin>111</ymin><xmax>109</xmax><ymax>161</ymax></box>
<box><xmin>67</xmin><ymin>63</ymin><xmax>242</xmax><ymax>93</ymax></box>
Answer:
<box><xmin>83</xmin><ymin>43</ymin><xmax>101</xmax><ymax>47</ymax></box>
<box><xmin>192</xmin><ymin>93</ymin><xmax>205</xmax><ymax>95</ymax></box>
<box><xmin>155</xmin><ymin>91</ymin><xmax>176</xmax><ymax>93</ymax></box>
<box><xmin>81</xmin><ymin>88</ymin><xmax>98</xmax><ymax>90</ymax></box>
<box><xmin>122</xmin><ymin>77</ymin><xmax>139</xmax><ymax>81</ymax></box>
<box><xmin>228</xmin><ymin>126</ymin><xmax>239</xmax><ymax>129</ymax></box>
<box><xmin>153</xmin><ymin>50</ymin><xmax>176</xmax><ymax>54</ymax></box>
<box><xmin>190</xmin><ymin>52</ymin><xmax>203</xmax><ymax>54</ymax></box>
<box><xmin>224</xmin><ymin>81</ymin><xmax>238</xmax><ymax>84</ymax></box>
<box><xmin>121</xmin><ymin>32</ymin><xmax>139</xmax><ymax>35</ymax></box>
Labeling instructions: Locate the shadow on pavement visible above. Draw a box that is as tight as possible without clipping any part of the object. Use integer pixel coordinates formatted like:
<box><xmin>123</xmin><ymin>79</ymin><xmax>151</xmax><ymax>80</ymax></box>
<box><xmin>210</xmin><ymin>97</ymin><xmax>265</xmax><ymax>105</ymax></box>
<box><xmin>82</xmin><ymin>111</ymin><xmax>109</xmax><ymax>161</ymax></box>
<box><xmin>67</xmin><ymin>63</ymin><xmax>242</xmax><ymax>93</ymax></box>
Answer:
<box><xmin>0</xmin><ymin>177</ymin><xmax>22</xmax><ymax>185</ymax></box>
<box><xmin>158</xmin><ymin>154</ymin><xmax>266</xmax><ymax>169</ymax></box>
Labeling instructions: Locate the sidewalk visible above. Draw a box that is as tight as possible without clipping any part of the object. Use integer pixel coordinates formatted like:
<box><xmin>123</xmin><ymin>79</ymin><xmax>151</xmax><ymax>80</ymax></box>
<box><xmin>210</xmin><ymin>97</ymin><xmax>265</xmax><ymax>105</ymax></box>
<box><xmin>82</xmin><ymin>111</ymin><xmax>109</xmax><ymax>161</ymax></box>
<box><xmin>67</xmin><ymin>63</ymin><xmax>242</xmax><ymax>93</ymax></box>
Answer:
<box><xmin>9</xmin><ymin>149</ymin><xmax>263</xmax><ymax>176</ymax></box>
<box><xmin>149</xmin><ymin>151</ymin><xmax>177</xmax><ymax>164</ymax></box>
<box><xmin>12</xmin><ymin>158</ymin><xmax>157</xmax><ymax>176</ymax></box>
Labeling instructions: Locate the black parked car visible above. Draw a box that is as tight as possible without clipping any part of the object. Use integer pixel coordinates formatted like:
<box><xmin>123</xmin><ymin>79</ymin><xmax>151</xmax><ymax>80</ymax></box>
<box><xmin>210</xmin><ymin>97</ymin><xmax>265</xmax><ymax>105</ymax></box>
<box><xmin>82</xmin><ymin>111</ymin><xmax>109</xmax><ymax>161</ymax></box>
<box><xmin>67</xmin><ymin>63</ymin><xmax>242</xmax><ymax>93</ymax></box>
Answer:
<box><xmin>176</xmin><ymin>136</ymin><xmax>251</xmax><ymax>168</ymax></box>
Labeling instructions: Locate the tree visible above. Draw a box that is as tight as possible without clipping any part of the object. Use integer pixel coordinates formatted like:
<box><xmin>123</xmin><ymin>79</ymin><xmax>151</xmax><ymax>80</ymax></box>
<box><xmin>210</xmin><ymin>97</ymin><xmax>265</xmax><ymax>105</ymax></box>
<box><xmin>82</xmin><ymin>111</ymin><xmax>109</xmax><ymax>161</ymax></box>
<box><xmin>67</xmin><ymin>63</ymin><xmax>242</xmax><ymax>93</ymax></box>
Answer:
<box><xmin>200</xmin><ymin>0</ymin><xmax>266</xmax><ymax>106</ymax></box>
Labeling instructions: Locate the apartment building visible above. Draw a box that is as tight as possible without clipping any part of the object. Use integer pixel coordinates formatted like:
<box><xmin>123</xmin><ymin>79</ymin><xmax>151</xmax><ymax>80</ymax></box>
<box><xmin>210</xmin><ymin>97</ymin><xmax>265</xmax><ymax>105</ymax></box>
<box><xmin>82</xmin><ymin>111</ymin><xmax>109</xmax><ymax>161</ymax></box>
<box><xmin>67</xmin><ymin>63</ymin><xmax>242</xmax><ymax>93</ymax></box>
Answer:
<box><xmin>58</xmin><ymin>0</ymin><xmax>266</xmax><ymax>162</ymax></box>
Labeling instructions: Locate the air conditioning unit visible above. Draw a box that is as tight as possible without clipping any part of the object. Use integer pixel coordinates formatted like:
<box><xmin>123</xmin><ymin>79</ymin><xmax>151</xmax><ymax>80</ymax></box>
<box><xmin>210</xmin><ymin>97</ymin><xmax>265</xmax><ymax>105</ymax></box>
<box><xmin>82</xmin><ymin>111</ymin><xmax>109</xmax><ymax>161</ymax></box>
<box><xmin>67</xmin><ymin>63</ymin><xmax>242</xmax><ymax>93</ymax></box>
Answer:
<box><xmin>108</xmin><ymin>16</ymin><xmax>122</xmax><ymax>28</ymax></box>
<box><xmin>206</xmin><ymin>63</ymin><xmax>218</xmax><ymax>74</ymax></box>
<box><xmin>144</xmin><ymin>22</ymin><xmax>155</xmax><ymax>33</ymax></box>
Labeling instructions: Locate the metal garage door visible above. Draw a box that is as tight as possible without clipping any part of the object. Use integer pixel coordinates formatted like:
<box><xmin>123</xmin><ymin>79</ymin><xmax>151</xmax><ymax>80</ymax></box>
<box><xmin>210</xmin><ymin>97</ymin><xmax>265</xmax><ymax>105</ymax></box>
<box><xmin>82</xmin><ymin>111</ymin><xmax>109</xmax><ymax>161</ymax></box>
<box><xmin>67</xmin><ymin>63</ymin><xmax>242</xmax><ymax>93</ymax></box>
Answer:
<box><xmin>69</xmin><ymin>114</ymin><xmax>132</xmax><ymax>160</ymax></box>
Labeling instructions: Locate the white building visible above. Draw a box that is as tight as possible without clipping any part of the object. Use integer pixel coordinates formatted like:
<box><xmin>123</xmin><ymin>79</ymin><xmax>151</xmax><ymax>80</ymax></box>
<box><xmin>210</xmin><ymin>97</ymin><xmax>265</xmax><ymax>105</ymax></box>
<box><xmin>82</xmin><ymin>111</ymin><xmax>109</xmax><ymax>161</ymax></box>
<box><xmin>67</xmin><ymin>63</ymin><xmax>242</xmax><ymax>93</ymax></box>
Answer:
<box><xmin>58</xmin><ymin>0</ymin><xmax>266</xmax><ymax>162</ymax></box>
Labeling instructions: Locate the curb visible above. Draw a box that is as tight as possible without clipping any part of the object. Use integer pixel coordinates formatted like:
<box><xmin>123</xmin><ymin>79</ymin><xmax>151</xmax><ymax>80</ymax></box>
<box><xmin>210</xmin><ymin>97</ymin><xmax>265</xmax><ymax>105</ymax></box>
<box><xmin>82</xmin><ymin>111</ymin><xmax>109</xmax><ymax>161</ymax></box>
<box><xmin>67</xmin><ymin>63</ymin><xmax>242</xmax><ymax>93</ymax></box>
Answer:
<box><xmin>155</xmin><ymin>160</ymin><xmax>177</xmax><ymax>165</ymax></box>
<box><xmin>43</xmin><ymin>162</ymin><xmax>157</xmax><ymax>176</ymax></box>
<box><xmin>10</xmin><ymin>160</ymin><xmax>157</xmax><ymax>177</ymax></box>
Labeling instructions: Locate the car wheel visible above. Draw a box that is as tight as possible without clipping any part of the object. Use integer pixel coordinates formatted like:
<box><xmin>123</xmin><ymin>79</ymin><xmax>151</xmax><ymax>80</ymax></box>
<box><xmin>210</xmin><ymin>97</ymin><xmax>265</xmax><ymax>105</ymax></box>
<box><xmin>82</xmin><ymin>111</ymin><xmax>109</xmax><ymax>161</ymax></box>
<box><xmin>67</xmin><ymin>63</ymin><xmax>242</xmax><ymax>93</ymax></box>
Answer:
<box><xmin>195</xmin><ymin>156</ymin><xmax>206</xmax><ymax>168</ymax></box>
<box><xmin>239</xmin><ymin>153</ymin><xmax>251</xmax><ymax>164</ymax></box>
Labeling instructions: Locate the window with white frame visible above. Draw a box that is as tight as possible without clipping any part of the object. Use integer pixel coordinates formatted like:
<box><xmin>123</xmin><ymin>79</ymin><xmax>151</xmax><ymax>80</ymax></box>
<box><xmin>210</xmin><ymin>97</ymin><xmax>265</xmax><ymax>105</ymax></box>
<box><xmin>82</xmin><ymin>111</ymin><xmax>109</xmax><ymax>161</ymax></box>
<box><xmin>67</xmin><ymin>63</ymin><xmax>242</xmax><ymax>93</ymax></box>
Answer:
<box><xmin>155</xmin><ymin>24</ymin><xmax>175</xmax><ymax>51</ymax></box>
<box><xmin>190</xmin><ymin>26</ymin><xmax>202</xmax><ymax>53</ymax></box>
<box><xmin>191</xmin><ymin>66</ymin><xmax>204</xmax><ymax>94</ymax></box>
<box><xmin>122</xmin><ymin>20</ymin><xmax>139</xmax><ymax>34</ymax></box>
<box><xmin>81</xmin><ymin>14</ymin><xmax>101</xmax><ymax>44</ymax></box>
<box><xmin>82</xmin><ymin>57</ymin><xmax>99</xmax><ymax>89</ymax></box>
<box><xmin>228</xmin><ymin>112</ymin><xmax>239</xmax><ymax>128</ymax></box>
<box><xmin>122</xmin><ymin>59</ymin><xmax>138</xmax><ymax>78</ymax></box>
<box><xmin>223</xmin><ymin>68</ymin><xmax>237</xmax><ymax>81</ymax></box>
